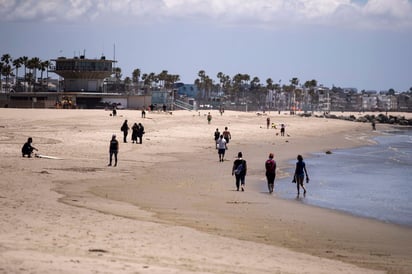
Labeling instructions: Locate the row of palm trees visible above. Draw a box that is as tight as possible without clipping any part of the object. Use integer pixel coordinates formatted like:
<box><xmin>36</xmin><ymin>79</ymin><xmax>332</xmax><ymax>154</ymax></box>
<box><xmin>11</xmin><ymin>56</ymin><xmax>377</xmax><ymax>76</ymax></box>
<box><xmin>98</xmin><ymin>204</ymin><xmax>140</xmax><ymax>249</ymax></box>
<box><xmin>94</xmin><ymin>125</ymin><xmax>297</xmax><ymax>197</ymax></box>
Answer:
<box><xmin>129</xmin><ymin>68</ymin><xmax>180</xmax><ymax>94</ymax></box>
<box><xmin>1</xmin><ymin>52</ymin><xmax>319</xmax><ymax>110</ymax></box>
<box><xmin>0</xmin><ymin>54</ymin><xmax>50</xmax><ymax>92</ymax></box>
<box><xmin>195</xmin><ymin>70</ymin><xmax>319</xmax><ymax>111</ymax></box>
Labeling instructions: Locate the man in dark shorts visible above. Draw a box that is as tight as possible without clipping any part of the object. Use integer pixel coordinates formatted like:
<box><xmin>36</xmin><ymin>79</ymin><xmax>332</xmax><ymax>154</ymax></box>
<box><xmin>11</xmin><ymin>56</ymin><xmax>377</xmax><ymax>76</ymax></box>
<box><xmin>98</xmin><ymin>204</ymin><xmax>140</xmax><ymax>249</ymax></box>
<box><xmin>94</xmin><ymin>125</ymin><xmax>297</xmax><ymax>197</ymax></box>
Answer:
<box><xmin>216</xmin><ymin>134</ymin><xmax>227</xmax><ymax>162</ymax></box>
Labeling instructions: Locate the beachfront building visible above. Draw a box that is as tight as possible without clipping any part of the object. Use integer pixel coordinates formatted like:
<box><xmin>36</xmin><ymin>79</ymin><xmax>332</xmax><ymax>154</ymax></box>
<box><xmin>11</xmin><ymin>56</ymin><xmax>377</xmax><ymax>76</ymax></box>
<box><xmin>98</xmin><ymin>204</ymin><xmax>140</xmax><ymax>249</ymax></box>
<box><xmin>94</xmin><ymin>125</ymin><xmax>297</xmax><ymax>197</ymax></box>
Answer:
<box><xmin>49</xmin><ymin>55</ymin><xmax>114</xmax><ymax>93</ymax></box>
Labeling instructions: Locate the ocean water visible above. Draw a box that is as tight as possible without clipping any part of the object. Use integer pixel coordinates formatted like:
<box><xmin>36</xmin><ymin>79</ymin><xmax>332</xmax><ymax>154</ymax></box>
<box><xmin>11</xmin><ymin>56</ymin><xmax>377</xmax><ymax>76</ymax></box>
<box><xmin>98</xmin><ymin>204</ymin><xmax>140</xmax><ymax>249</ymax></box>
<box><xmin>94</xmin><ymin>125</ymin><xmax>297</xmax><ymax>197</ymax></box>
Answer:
<box><xmin>275</xmin><ymin>127</ymin><xmax>412</xmax><ymax>227</ymax></box>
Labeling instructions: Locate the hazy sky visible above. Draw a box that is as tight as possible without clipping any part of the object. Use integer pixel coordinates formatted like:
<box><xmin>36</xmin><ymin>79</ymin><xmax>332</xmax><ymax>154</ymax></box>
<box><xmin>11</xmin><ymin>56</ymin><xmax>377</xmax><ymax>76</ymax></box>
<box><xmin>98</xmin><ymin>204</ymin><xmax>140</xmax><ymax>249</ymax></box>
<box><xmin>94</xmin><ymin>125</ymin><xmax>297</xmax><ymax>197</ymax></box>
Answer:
<box><xmin>1</xmin><ymin>0</ymin><xmax>411</xmax><ymax>91</ymax></box>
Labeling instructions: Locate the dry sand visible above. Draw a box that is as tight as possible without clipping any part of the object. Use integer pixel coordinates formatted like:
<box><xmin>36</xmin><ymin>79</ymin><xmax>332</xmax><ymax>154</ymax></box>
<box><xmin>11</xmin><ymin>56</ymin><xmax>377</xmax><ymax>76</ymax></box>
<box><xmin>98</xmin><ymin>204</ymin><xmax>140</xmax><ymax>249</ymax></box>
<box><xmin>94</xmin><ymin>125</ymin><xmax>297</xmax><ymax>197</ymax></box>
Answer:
<box><xmin>0</xmin><ymin>108</ymin><xmax>411</xmax><ymax>273</ymax></box>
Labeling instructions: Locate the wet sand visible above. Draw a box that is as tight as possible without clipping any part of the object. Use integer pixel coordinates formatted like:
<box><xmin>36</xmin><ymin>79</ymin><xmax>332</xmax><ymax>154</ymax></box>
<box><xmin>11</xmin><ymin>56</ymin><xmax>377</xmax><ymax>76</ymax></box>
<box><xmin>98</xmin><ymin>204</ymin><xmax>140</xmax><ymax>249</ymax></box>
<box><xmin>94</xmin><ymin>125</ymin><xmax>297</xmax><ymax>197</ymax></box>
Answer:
<box><xmin>0</xmin><ymin>108</ymin><xmax>411</xmax><ymax>273</ymax></box>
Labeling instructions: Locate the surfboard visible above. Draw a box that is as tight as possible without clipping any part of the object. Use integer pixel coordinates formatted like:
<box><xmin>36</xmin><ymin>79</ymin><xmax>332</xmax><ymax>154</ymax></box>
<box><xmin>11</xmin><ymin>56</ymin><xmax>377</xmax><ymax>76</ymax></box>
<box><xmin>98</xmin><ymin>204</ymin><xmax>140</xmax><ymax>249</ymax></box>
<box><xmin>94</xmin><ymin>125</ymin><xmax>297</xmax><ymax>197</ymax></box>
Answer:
<box><xmin>35</xmin><ymin>154</ymin><xmax>62</xmax><ymax>160</ymax></box>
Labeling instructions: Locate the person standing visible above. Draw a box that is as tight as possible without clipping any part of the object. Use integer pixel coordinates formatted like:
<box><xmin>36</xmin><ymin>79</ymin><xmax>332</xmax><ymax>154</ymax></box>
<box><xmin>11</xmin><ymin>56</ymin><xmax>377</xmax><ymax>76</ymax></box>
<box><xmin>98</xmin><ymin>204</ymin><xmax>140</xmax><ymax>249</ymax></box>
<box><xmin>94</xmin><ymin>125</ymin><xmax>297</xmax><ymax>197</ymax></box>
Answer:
<box><xmin>294</xmin><ymin>154</ymin><xmax>309</xmax><ymax>196</ymax></box>
<box><xmin>280</xmin><ymin>124</ymin><xmax>285</xmax><ymax>136</ymax></box>
<box><xmin>266</xmin><ymin>117</ymin><xmax>270</xmax><ymax>129</ymax></box>
<box><xmin>216</xmin><ymin>134</ymin><xmax>227</xmax><ymax>162</ymax></box>
<box><xmin>137</xmin><ymin>123</ymin><xmax>145</xmax><ymax>144</ymax></box>
<box><xmin>223</xmin><ymin>127</ymin><xmax>231</xmax><ymax>144</ymax></box>
<box><xmin>131</xmin><ymin>123</ymin><xmax>139</xmax><ymax>143</ymax></box>
<box><xmin>121</xmin><ymin>120</ymin><xmax>129</xmax><ymax>143</ymax></box>
<box><xmin>265</xmin><ymin>153</ymin><xmax>277</xmax><ymax>193</ymax></box>
<box><xmin>232</xmin><ymin>152</ymin><xmax>247</xmax><ymax>191</ymax></box>
<box><xmin>21</xmin><ymin>137</ymin><xmax>38</xmax><ymax>157</ymax></box>
<box><xmin>207</xmin><ymin>112</ymin><xmax>212</xmax><ymax>124</ymax></box>
<box><xmin>108</xmin><ymin>134</ymin><xmax>119</xmax><ymax>167</ymax></box>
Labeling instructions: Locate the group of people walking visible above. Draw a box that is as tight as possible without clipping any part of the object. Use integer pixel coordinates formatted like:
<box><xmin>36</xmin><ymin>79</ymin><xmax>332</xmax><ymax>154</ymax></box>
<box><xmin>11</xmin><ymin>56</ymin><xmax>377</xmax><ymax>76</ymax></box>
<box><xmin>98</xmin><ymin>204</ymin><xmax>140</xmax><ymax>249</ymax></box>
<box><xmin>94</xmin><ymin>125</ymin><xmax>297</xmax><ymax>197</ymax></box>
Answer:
<box><xmin>213</xmin><ymin>127</ymin><xmax>309</xmax><ymax>196</ymax></box>
<box><xmin>229</xmin><ymin>151</ymin><xmax>309</xmax><ymax>196</ymax></box>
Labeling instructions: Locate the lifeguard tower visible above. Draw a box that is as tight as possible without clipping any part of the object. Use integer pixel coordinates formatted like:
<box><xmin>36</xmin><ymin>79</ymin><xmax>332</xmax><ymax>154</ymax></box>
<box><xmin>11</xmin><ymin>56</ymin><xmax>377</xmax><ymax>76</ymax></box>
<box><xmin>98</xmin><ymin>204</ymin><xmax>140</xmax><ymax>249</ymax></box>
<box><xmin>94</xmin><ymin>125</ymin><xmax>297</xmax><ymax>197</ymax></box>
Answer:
<box><xmin>50</xmin><ymin>55</ymin><xmax>114</xmax><ymax>92</ymax></box>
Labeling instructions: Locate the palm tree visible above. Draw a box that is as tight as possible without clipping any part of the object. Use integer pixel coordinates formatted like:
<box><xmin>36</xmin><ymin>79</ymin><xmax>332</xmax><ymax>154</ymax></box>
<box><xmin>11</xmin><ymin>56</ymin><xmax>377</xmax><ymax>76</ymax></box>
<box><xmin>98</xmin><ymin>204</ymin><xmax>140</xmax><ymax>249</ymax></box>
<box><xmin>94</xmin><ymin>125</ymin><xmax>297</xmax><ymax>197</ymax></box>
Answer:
<box><xmin>266</xmin><ymin>78</ymin><xmax>274</xmax><ymax>109</ymax></box>
<box><xmin>289</xmin><ymin>77</ymin><xmax>299</xmax><ymax>113</ymax></box>
<box><xmin>132</xmin><ymin>68</ymin><xmax>141</xmax><ymax>83</ymax></box>
<box><xmin>21</xmin><ymin>56</ymin><xmax>29</xmax><ymax>92</ymax></box>
<box><xmin>194</xmin><ymin>70</ymin><xmax>210</xmax><ymax>101</ymax></box>
<box><xmin>250</xmin><ymin>76</ymin><xmax>261</xmax><ymax>105</ymax></box>
<box><xmin>1</xmin><ymin>54</ymin><xmax>13</xmax><ymax>92</ymax></box>
<box><xmin>39</xmin><ymin>60</ymin><xmax>50</xmax><ymax>91</ymax></box>
<box><xmin>157</xmin><ymin>70</ymin><xmax>168</xmax><ymax>89</ymax></box>
<box><xmin>132</xmin><ymin>68</ymin><xmax>141</xmax><ymax>93</ymax></box>
<box><xmin>304</xmin><ymin>79</ymin><xmax>318</xmax><ymax>112</ymax></box>
<box><xmin>0</xmin><ymin>62</ymin><xmax>3</xmax><ymax>92</ymax></box>
<box><xmin>13</xmin><ymin>58</ymin><xmax>22</xmax><ymax>90</ymax></box>
<box><xmin>141</xmin><ymin>72</ymin><xmax>157</xmax><ymax>95</ymax></box>
<box><xmin>164</xmin><ymin>74</ymin><xmax>180</xmax><ymax>90</ymax></box>
<box><xmin>124</xmin><ymin>77</ymin><xmax>131</xmax><ymax>93</ymax></box>
<box><xmin>232</xmin><ymin>73</ymin><xmax>243</xmax><ymax>103</ymax></box>
<box><xmin>27</xmin><ymin>57</ymin><xmax>41</xmax><ymax>92</ymax></box>
<box><xmin>114</xmin><ymin>67</ymin><xmax>122</xmax><ymax>92</ymax></box>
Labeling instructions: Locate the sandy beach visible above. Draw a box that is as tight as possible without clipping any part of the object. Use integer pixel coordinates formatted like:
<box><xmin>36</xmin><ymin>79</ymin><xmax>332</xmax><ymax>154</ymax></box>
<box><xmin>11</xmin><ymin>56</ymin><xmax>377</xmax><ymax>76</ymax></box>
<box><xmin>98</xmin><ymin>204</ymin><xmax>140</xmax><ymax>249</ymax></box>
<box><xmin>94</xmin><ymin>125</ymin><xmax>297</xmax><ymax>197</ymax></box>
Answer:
<box><xmin>0</xmin><ymin>108</ymin><xmax>411</xmax><ymax>273</ymax></box>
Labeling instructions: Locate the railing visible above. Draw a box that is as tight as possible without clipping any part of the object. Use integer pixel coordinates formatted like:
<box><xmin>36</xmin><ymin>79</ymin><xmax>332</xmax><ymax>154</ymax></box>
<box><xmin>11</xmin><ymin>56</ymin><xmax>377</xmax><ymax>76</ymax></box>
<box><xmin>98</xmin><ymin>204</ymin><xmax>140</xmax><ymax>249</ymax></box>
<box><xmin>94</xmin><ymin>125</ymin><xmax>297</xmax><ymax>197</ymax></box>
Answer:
<box><xmin>173</xmin><ymin>99</ymin><xmax>196</xmax><ymax>111</ymax></box>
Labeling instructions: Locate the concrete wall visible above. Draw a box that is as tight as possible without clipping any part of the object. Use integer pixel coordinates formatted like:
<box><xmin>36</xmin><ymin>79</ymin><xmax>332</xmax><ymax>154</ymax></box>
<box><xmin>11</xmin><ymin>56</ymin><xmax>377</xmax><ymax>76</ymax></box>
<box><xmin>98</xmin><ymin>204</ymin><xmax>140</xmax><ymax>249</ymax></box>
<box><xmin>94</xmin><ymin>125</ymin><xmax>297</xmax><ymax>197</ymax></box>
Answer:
<box><xmin>128</xmin><ymin>95</ymin><xmax>152</xmax><ymax>109</ymax></box>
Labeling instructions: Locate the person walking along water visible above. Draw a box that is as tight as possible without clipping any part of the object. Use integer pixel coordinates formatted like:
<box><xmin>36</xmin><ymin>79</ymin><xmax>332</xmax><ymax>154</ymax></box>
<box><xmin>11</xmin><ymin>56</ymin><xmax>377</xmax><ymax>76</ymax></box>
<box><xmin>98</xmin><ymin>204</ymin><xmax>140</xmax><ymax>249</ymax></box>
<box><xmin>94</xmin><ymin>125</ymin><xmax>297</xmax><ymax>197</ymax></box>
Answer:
<box><xmin>294</xmin><ymin>154</ymin><xmax>309</xmax><ymax>196</ymax></box>
<box><xmin>232</xmin><ymin>152</ymin><xmax>247</xmax><ymax>191</ymax></box>
<box><xmin>265</xmin><ymin>153</ymin><xmax>276</xmax><ymax>193</ymax></box>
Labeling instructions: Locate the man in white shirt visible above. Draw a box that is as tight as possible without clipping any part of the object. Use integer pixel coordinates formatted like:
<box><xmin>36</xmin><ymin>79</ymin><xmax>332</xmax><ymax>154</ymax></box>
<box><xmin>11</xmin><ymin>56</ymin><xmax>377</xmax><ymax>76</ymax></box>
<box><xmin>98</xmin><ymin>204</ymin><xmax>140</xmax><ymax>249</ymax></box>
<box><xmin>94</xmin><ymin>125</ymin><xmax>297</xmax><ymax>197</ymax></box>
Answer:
<box><xmin>216</xmin><ymin>135</ymin><xmax>227</xmax><ymax>162</ymax></box>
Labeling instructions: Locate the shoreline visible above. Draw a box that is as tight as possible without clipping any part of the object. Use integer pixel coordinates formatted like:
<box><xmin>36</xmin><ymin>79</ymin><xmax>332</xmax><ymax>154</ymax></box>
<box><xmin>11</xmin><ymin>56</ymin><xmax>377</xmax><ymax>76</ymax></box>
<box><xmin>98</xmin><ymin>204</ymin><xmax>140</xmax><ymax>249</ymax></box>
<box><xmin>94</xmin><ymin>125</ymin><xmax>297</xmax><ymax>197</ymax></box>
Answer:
<box><xmin>85</xmin><ymin>122</ymin><xmax>411</xmax><ymax>273</ymax></box>
<box><xmin>274</xmin><ymin>127</ymin><xmax>412</xmax><ymax>228</ymax></box>
<box><xmin>1</xmin><ymin>108</ymin><xmax>411</xmax><ymax>273</ymax></box>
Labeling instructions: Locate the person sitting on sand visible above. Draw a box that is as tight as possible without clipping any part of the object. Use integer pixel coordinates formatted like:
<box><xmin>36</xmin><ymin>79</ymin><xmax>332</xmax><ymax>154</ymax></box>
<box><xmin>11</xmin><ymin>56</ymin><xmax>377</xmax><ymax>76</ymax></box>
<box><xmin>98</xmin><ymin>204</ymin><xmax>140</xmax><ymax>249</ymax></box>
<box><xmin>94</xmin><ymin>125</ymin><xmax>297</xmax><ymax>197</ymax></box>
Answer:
<box><xmin>22</xmin><ymin>137</ymin><xmax>38</xmax><ymax>158</ymax></box>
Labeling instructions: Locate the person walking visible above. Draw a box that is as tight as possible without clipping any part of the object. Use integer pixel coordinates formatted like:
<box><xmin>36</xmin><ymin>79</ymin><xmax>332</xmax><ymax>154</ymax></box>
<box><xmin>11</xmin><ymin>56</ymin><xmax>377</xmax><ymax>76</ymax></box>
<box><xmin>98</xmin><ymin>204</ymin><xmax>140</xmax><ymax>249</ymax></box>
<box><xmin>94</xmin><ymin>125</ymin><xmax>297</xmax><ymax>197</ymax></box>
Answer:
<box><xmin>265</xmin><ymin>153</ymin><xmax>277</xmax><ymax>193</ymax></box>
<box><xmin>223</xmin><ymin>127</ymin><xmax>231</xmax><ymax>144</ymax></box>
<box><xmin>216</xmin><ymin>134</ymin><xmax>227</xmax><ymax>162</ymax></box>
<box><xmin>21</xmin><ymin>137</ymin><xmax>38</xmax><ymax>157</ymax></box>
<box><xmin>121</xmin><ymin>120</ymin><xmax>129</xmax><ymax>143</ymax></box>
<box><xmin>108</xmin><ymin>134</ymin><xmax>119</xmax><ymax>167</ymax></box>
<box><xmin>137</xmin><ymin>123</ymin><xmax>145</xmax><ymax>144</ymax></box>
<box><xmin>131</xmin><ymin>123</ymin><xmax>139</xmax><ymax>143</ymax></box>
<box><xmin>294</xmin><ymin>154</ymin><xmax>309</xmax><ymax>196</ymax></box>
<box><xmin>232</xmin><ymin>152</ymin><xmax>247</xmax><ymax>191</ymax></box>
<box><xmin>214</xmin><ymin>128</ymin><xmax>220</xmax><ymax>148</ymax></box>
